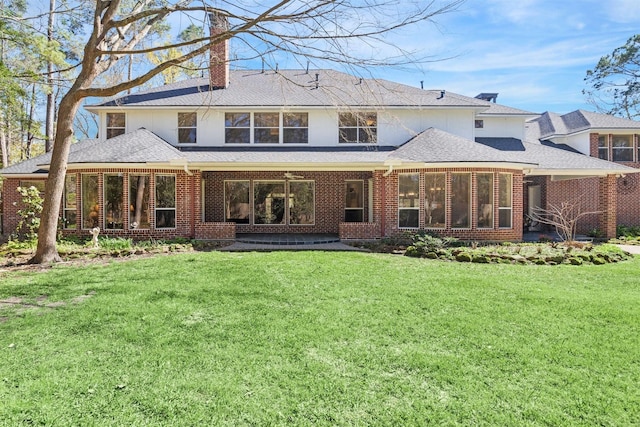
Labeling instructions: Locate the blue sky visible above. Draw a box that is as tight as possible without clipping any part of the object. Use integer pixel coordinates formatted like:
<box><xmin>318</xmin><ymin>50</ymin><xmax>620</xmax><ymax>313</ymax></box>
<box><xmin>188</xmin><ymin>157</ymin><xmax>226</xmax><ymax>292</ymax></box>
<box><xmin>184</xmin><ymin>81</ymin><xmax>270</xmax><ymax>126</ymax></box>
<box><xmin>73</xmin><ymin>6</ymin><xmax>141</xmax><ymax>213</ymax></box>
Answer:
<box><xmin>369</xmin><ymin>0</ymin><xmax>640</xmax><ymax>114</ymax></box>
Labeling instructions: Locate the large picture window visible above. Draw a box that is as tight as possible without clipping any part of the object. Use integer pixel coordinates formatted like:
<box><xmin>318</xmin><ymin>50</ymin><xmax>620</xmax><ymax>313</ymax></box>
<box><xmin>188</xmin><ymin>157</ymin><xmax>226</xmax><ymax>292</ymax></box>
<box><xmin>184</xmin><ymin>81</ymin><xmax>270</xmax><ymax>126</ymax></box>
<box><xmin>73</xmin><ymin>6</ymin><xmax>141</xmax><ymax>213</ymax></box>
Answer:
<box><xmin>106</xmin><ymin>113</ymin><xmax>125</xmax><ymax>139</ymax></box>
<box><xmin>398</xmin><ymin>173</ymin><xmax>419</xmax><ymax>228</ymax></box>
<box><xmin>129</xmin><ymin>175</ymin><xmax>150</xmax><ymax>229</ymax></box>
<box><xmin>225</xmin><ymin>112</ymin><xmax>250</xmax><ymax>144</ymax></box>
<box><xmin>424</xmin><ymin>173</ymin><xmax>445</xmax><ymax>228</ymax></box>
<box><xmin>499</xmin><ymin>173</ymin><xmax>513</xmax><ymax>228</ymax></box>
<box><xmin>81</xmin><ymin>174</ymin><xmax>99</xmax><ymax>229</ymax></box>
<box><xmin>254</xmin><ymin>113</ymin><xmax>279</xmax><ymax>144</ymax></box>
<box><xmin>178</xmin><ymin>112</ymin><xmax>197</xmax><ymax>144</ymax></box>
<box><xmin>254</xmin><ymin>181</ymin><xmax>286</xmax><ymax>225</ymax></box>
<box><xmin>345</xmin><ymin>180</ymin><xmax>364</xmax><ymax>222</ymax></box>
<box><xmin>224</xmin><ymin>180</ymin><xmax>250</xmax><ymax>223</ymax></box>
<box><xmin>451</xmin><ymin>173</ymin><xmax>471</xmax><ymax>229</ymax></box>
<box><xmin>104</xmin><ymin>174</ymin><xmax>124</xmax><ymax>229</ymax></box>
<box><xmin>63</xmin><ymin>175</ymin><xmax>77</xmax><ymax>229</ymax></box>
<box><xmin>477</xmin><ymin>173</ymin><xmax>494</xmax><ymax>229</ymax></box>
<box><xmin>339</xmin><ymin>112</ymin><xmax>377</xmax><ymax>143</ymax></box>
<box><xmin>155</xmin><ymin>175</ymin><xmax>176</xmax><ymax>229</ymax></box>
<box><xmin>612</xmin><ymin>135</ymin><xmax>633</xmax><ymax>162</ymax></box>
<box><xmin>289</xmin><ymin>181</ymin><xmax>315</xmax><ymax>225</ymax></box>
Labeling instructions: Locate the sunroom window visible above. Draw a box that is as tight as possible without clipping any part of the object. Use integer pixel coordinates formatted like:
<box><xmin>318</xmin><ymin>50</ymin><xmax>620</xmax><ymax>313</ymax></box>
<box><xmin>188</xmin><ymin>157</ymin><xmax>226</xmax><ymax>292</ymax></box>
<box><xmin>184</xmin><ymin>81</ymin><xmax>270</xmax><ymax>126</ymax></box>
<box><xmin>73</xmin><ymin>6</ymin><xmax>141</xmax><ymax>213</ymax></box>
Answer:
<box><xmin>424</xmin><ymin>173</ymin><xmax>445</xmax><ymax>228</ymax></box>
<box><xmin>81</xmin><ymin>174</ymin><xmax>99</xmax><ymax>229</ymax></box>
<box><xmin>129</xmin><ymin>175</ymin><xmax>150</xmax><ymax>229</ymax></box>
<box><xmin>63</xmin><ymin>175</ymin><xmax>77</xmax><ymax>229</ymax></box>
<box><xmin>398</xmin><ymin>173</ymin><xmax>419</xmax><ymax>228</ymax></box>
<box><xmin>499</xmin><ymin>173</ymin><xmax>513</xmax><ymax>228</ymax></box>
<box><xmin>451</xmin><ymin>173</ymin><xmax>471</xmax><ymax>229</ymax></box>
<box><xmin>224</xmin><ymin>180</ymin><xmax>250</xmax><ymax>224</ymax></box>
<box><xmin>104</xmin><ymin>174</ymin><xmax>124</xmax><ymax>229</ymax></box>
<box><xmin>477</xmin><ymin>173</ymin><xmax>494</xmax><ymax>229</ymax></box>
<box><xmin>345</xmin><ymin>181</ymin><xmax>364</xmax><ymax>222</ymax></box>
<box><xmin>155</xmin><ymin>175</ymin><xmax>176</xmax><ymax>229</ymax></box>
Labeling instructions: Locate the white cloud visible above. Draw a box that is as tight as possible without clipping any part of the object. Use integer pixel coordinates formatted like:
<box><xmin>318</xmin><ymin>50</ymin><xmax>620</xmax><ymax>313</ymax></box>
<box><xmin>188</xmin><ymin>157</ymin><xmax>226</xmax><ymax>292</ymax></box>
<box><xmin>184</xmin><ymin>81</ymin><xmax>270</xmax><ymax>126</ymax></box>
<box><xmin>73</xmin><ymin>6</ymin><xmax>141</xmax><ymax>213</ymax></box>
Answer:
<box><xmin>605</xmin><ymin>0</ymin><xmax>640</xmax><ymax>23</ymax></box>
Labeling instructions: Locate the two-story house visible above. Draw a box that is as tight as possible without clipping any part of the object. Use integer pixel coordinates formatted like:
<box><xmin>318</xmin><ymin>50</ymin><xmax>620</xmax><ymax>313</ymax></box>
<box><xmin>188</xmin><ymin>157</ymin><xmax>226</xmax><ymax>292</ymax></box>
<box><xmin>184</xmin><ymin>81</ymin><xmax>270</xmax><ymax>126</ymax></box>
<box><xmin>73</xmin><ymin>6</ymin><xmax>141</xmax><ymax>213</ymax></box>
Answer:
<box><xmin>2</xmin><ymin>23</ymin><xmax>640</xmax><ymax>242</ymax></box>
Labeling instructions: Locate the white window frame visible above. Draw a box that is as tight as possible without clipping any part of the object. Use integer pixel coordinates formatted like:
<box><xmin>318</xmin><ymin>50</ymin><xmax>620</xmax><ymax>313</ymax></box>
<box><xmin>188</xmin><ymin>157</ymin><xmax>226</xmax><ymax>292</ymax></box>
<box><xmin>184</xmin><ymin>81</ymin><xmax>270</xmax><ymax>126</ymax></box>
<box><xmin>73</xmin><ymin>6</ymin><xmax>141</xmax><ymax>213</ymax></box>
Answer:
<box><xmin>177</xmin><ymin>112</ymin><xmax>197</xmax><ymax>144</ymax></box>
<box><xmin>398</xmin><ymin>173</ymin><xmax>420</xmax><ymax>229</ymax></box>
<box><xmin>224</xmin><ymin>180</ymin><xmax>251</xmax><ymax>224</ymax></box>
<box><xmin>129</xmin><ymin>174</ymin><xmax>150</xmax><ymax>229</ymax></box>
<box><xmin>106</xmin><ymin>112</ymin><xmax>126</xmax><ymax>139</ymax></box>
<box><xmin>451</xmin><ymin>172</ymin><xmax>472</xmax><ymax>229</ymax></box>
<box><xmin>424</xmin><ymin>172</ymin><xmax>446</xmax><ymax>229</ymax></box>
<box><xmin>476</xmin><ymin>172</ymin><xmax>494</xmax><ymax>229</ymax></box>
<box><xmin>103</xmin><ymin>173</ymin><xmax>124</xmax><ymax>230</ymax></box>
<box><xmin>154</xmin><ymin>174</ymin><xmax>177</xmax><ymax>230</ymax></box>
<box><xmin>612</xmin><ymin>134</ymin><xmax>634</xmax><ymax>162</ymax></box>
<box><xmin>81</xmin><ymin>173</ymin><xmax>99</xmax><ymax>230</ymax></box>
<box><xmin>225</xmin><ymin>112</ymin><xmax>309</xmax><ymax>144</ymax></box>
<box><xmin>344</xmin><ymin>180</ymin><xmax>365</xmax><ymax>222</ymax></box>
<box><xmin>338</xmin><ymin>111</ymin><xmax>377</xmax><ymax>144</ymax></box>
<box><xmin>63</xmin><ymin>174</ymin><xmax>77</xmax><ymax>230</ymax></box>
<box><xmin>498</xmin><ymin>173</ymin><xmax>513</xmax><ymax>229</ymax></box>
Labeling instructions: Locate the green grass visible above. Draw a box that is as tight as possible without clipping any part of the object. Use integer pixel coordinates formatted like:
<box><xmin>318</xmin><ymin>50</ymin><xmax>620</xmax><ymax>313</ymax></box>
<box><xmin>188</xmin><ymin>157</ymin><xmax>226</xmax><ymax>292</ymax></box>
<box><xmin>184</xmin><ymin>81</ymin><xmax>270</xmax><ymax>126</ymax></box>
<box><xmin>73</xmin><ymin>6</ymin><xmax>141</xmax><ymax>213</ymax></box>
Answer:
<box><xmin>1</xmin><ymin>252</ymin><xmax>639</xmax><ymax>426</ymax></box>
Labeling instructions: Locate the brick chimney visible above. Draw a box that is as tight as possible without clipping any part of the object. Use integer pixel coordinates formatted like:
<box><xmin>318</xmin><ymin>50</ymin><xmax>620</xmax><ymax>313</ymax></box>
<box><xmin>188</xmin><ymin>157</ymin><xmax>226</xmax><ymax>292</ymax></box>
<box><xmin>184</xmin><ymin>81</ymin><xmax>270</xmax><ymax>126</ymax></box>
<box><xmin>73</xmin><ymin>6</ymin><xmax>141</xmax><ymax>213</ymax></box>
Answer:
<box><xmin>209</xmin><ymin>11</ymin><xmax>229</xmax><ymax>89</ymax></box>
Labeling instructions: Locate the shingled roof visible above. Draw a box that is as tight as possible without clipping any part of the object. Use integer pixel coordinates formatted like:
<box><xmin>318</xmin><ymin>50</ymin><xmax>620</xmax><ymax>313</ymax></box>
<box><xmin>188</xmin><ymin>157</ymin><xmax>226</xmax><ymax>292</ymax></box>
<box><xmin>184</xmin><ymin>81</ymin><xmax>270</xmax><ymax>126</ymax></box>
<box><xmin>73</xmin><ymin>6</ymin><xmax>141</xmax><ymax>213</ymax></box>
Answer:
<box><xmin>87</xmin><ymin>69</ymin><xmax>489</xmax><ymax>110</ymax></box>
<box><xmin>529</xmin><ymin>110</ymin><xmax>640</xmax><ymax>139</ymax></box>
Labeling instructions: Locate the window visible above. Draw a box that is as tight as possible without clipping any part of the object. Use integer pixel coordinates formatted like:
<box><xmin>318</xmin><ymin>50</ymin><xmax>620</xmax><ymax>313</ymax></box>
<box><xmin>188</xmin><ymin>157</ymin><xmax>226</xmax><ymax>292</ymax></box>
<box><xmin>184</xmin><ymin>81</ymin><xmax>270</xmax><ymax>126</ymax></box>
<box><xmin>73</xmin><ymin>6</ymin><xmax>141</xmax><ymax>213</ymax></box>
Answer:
<box><xmin>477</xmin><ymin>173</ymin><xmax>494</xmax><ymax>229</ymax></box>
<box><xmin>104</xmin><ymin>174</ymin><xmax>124</xmax><ymax>229</ymax></box>
<box><xmin>475</xmin><ymin>119</ymin><xmax>484</xmax><ymax>129</ymax></box>
<box><xmin>598</xmin><ymin>135</ymin><xmax>609</xmax><ymax>160</ymax></box>
<box><xmin>254</xmin><ymin>113</ymin><xmax>279</xmax><ymax>144</ymax></box>
<box><xmin>81</xmin><ymin>174</ymin><xmax>99</xmax><ymax>229</ymax></box>
<box><xmin>289</xmin><ymin>181</ymin><xmax>315</xmax><ymax>225</ymax></box>
<box><xmin>339</xmin><ymin>112</ymin><xmax>377</xmax><ymax>143</ymax></box>
<box><xmin>19</xmin><ymin>180</ymin><xmax>45</xmax><ymax>192</ymax></box>
<box><xmin>155</xmin><ymin>175</ymin><xmax>176</xmax><ymax>229</ymax></box>
<box><xmin>283</xmin><ymin>113</ymin><xmax>308</xmax><ymax>143</ymax></box>
<box><xmin>225</xmin><ymin>112</ymin><xmax>309</xmax><ymax>144</ymax></box>
<box><xmin>178</xmin><ymin>112</ymin><xmax>197</xmax><ymax>144</ymax></box>
<box><xmin>129</xmin><ymin>175</ymin><xmax>150</xmax><ymax>229</ymax></box>
<box><xmin>424</xmin><ymin>173</ymin><xmax>445</xmax><ymax>228</ymax></box>
<box><xmin>254</xmin><ymin>181</ymin><xmax>286</xmax><ymax>225</ymax></box>
<box><xmin>345</xmin><ymin>181</ymin><xmax>364</xmax><ymax>222</ymax></box>
<box><xmin>225</xmin><ymin>112</ymin><xmax>250</xmax><ymax>144</ymax></box>
<box><xmin>63</xmin><ymin>175</ymin><xmax>77</xmax><ymax>229</ymax></box>
<box><xmin>224</xmin><ymin>180</ymin><xmax>250</xmax><ymax>224</ymax></box>
<box><xmin>398</xmin><ymin>173</ymin><xmax>419</xmax><ymax>228</ymax></box>
<box><xmin>612</xmin><ymin>135</ymin><xmax>633</xmax><ymax>162</ymax></box>
<box><xmin>499</xmin><ymin>173</ymin><xmax>512</xmax><ymax>228</ymax></box>
<box><xmin>451</xmin><ymin>173</ymin><xmax>471</xmax><ymax>228</ymax></box>
<box><xmin>106</xmin><ymin>113</ymin><xmax>125</xmax><ymax>139</ymax></box>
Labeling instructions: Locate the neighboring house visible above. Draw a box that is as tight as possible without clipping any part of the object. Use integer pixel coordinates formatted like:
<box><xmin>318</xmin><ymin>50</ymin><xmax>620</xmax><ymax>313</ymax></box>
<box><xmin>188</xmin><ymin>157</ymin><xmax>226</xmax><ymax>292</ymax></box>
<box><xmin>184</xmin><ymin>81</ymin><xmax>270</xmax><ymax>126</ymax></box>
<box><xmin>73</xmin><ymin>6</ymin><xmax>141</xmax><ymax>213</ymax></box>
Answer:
<box><xmin>2</xmin><ymin>28</ymin><xmax>640</xmax><ymax>241</ymax></box>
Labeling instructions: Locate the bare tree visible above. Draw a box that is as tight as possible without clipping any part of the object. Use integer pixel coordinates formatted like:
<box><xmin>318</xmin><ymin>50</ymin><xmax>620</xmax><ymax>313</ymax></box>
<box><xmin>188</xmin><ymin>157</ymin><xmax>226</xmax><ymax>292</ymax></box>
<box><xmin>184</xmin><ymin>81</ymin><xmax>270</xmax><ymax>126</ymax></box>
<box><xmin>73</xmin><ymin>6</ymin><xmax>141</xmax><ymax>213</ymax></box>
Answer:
<box><xmin>31</xmin><ymin>0</ymin><xmax>465</xmax><ymax>263</ymax></box>
<box><xmin>529</xmin><ymin>197</ymin><xmax>601</xmax><ymax>242</ymax></box>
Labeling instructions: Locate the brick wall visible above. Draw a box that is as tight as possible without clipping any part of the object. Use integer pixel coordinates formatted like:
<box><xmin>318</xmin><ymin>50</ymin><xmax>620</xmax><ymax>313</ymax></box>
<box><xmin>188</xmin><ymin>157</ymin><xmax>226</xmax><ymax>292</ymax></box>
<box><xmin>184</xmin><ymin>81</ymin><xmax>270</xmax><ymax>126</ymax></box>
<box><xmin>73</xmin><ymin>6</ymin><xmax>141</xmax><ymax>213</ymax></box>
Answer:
<box><xmin>195</xmin><ymin>222</ymin><xmax>235</xmax><ymax>240</ymax></box>
<box><xmin>339</xmin><ymin>222</ymin><xmax>379</xmax><ymax>239</ymax></box>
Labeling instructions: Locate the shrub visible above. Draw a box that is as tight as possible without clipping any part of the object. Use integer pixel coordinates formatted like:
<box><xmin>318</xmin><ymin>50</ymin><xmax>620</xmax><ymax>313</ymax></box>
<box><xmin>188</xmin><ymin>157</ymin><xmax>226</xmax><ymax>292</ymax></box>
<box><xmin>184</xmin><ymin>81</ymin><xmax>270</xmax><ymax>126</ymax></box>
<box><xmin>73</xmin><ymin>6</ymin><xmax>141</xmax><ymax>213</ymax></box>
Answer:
<box><xmin>12</xmin><ymin>186</ymin><xmax>43</xmax><ymax>241</ymax></box>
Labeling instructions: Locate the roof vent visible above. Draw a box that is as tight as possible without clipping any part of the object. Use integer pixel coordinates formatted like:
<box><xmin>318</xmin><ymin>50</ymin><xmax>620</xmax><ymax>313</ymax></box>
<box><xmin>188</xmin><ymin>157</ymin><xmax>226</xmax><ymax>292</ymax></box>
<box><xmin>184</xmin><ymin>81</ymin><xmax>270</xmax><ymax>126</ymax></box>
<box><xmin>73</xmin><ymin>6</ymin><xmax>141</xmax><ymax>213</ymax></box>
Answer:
<box><xmin>437</xmin><ymin>90</ymin><xmax>445</xmax><ymax>99</ymax></box>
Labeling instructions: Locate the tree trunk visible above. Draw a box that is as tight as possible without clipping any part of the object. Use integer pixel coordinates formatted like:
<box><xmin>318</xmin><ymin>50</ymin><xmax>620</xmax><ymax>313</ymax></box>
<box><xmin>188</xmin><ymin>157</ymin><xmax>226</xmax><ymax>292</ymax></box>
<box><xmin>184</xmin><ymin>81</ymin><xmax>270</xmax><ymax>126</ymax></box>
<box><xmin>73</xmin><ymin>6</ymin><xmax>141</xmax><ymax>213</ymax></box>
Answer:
<box><xmin>45</xmin><ymin>0</ymin><xmax>56</xmax><ymax>153</ymax></box>
<box><xmin>30</xmin><ymin>92</ymin><xmax>82</xmax><ymax>264</ymax></box>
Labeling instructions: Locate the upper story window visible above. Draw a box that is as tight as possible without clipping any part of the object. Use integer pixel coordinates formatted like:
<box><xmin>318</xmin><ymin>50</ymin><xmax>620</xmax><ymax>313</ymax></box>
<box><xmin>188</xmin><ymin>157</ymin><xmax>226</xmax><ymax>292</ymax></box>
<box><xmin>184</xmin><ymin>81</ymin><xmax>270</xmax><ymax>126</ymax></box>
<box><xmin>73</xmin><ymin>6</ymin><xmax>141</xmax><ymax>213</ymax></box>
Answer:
<box><xmin>612</xmin><ymin>135</ymin><xmax>633</xmax><ymax>162</ymax></box>
<box><xmin>283</xmin><ymin>113</ymin><xmax>308</xmax><ymax>144</ymax></box>
<box><xmin>106</xmin><ymin>113</ymin><xmax>125</xmax><ymax>139</ymax></box>
<box><xmin>255</xmin><ymin>113</ymin><xmax>279</xmax><ymax>144</ymax></box>
<box><xmin>339</xmin><ymin>112</ymin><xmax>377</xmax><ymax>143</ymax></box>
<box><xmin>178</xmin><ymin>112</ymin><xmax>197</xmax><ymax>144</ymax></box>
<box><xmin>598</xmin><ymin>135</ymin><xmax>609</xmax><ymax>160</ymax></box>
<box><xmin>225</xmin><ymin>112</ymin><xmax>309</xmax><ymax>144</ymax></box>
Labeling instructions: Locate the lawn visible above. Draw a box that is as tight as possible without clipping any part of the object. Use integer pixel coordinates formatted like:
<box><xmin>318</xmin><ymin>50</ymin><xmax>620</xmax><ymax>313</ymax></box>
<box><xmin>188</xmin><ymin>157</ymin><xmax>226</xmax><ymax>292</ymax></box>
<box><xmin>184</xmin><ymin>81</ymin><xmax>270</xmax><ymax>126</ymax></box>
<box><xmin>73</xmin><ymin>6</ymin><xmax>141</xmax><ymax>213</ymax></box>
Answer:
<box><xmin>1</xmin><ymin>251</ymin><xmax>638</xmax><ymax>426</ymax></box>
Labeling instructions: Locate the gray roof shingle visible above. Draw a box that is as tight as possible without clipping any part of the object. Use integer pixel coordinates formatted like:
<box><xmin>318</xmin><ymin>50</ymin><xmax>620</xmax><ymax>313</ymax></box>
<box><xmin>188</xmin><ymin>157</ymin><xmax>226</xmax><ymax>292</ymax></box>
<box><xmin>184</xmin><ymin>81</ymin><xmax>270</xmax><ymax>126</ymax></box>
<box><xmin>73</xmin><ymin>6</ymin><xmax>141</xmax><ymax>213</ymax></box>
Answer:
<box><xmin>529</xmin><ymin>110</ymin><xmax>640</xmax><ymax>139</ymax></box>
<box><xmin>88</xmin><ymin>69</ymin><xmax>489</xmax><ymax>109</ymax></box>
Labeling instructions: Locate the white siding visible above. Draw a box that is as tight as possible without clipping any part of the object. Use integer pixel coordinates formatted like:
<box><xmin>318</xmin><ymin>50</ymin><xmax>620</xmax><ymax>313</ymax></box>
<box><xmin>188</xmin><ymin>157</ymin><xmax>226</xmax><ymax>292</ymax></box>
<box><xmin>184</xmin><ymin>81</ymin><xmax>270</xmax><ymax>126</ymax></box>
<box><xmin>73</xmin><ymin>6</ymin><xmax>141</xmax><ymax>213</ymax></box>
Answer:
<box><xmin>99</xmin><ymin>107</ymin><xmax>478</xmax><ymax>146</ymax></box>
<box><xmin>475</xmin><ymin>116</ymin><xmax>526</xmax><ymax>140</ymax></box>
